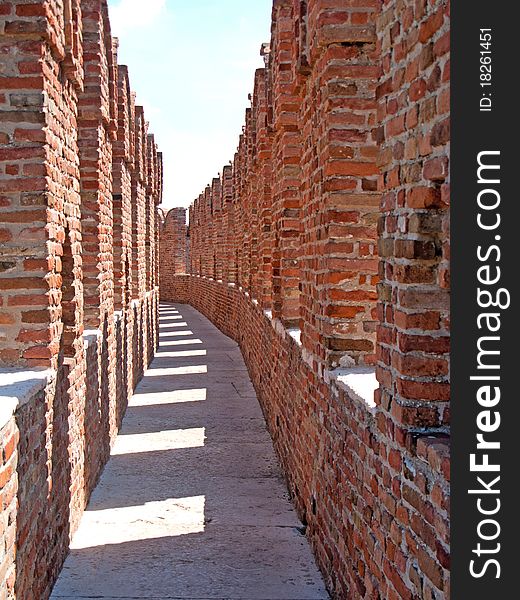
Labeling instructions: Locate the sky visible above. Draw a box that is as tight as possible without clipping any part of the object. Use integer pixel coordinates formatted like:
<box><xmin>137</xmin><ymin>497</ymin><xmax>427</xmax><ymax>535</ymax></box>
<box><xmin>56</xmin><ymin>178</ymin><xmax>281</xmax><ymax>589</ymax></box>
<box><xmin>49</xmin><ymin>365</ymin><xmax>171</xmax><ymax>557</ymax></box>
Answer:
<box><xmin>107</xmin><ymin>0</ymin><xmax>273</xmax><ymax>209</ymax></box>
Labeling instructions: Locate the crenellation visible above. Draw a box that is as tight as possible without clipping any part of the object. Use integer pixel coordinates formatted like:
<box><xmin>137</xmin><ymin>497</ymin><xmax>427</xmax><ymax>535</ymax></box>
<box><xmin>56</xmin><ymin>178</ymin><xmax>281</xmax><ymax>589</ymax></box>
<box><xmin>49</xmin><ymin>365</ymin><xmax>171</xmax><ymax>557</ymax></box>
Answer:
<box><xmin>0</xmin><ymin>1</ymin><xmax>162</xmax><ymax>597</ymax></box>
<box><xmin>1</xmin><ymin>1</ymin><xmax>452</xmax><ymax>598</ymax></box>
<box><xmin>164</xmin><ymin>1</ymin><xmax>451</xmax><ymax>598</ymax></box>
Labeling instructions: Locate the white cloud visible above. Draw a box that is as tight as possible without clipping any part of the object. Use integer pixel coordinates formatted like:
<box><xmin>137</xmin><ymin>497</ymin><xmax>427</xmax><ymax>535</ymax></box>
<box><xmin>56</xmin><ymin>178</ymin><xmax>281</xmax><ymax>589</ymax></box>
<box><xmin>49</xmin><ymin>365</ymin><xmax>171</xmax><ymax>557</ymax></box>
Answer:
<box><xmin>109</xmin><ymin>0</ymin><xmax>166</xmax><ymax>35</ymax></box>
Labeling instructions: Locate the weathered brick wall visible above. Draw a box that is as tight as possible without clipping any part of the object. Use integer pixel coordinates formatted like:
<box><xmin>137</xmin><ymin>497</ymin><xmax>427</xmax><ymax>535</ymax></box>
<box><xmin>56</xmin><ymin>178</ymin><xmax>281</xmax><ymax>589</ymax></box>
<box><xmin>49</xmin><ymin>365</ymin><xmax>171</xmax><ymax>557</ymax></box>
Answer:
<box><xmin>113</xmin><ymin>65</ymin><xmax>133</xmax><ymax>313</ymax></box>
<box><xmin>166</xmin><ymin>1</ymin><xmax>450</xmax><ymax>598</ymax></box>
<box><xmin>168</xmin><ymin>275</ymin><xmax>450</xmax><ymax>599</ymax></box>
<box><xmin>159</xmin><ymin>207</ymin><xmax>187</xmax><ymax>301</ymax></box>
<box><xmin>188</xmin><ymin>1</ymin><xmax>383</xmax><ymax>371</ymax></box>
<box><xmin>300</xmin><ymin>0</ymin><xmax>381</xmax><ymax>368</ymax></box>
<box><xmin>269</xmin><ymin>3</ymin><xmax>302</xmax><ymax>327</ymax></box>
<box><xmin>0</xmin><ymin>1</ymin><xmax>162</xmax><ymax>598</ymax></box>
<box><xmin>0</xmin><ymin>0</ymin><xmax>83</xmax><ymax>366</ymax></box>
<box><xmin>375</xmin><ymin>0</ymin><xmax>450</xmax><ymax>432</ymax></box>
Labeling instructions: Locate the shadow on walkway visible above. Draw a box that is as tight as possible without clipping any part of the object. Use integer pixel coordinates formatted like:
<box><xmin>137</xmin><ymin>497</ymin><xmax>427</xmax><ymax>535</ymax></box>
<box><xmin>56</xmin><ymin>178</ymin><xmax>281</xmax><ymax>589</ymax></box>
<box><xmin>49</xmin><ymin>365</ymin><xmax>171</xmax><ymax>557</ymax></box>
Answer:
<box><xmin>51</xmin><ymin>303</ymin><xmax>328</xmax><ymax>600</ymax></box>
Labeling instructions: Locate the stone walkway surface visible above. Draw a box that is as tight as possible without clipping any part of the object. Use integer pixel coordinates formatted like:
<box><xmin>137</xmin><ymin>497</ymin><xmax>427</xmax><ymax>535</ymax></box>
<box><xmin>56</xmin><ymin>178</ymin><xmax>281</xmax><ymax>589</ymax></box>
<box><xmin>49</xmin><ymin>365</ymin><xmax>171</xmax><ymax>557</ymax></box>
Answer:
<box><xmin>51</xmin><ymin>303</ymin><xmax>328</xmax><ymax>600</ymax></box>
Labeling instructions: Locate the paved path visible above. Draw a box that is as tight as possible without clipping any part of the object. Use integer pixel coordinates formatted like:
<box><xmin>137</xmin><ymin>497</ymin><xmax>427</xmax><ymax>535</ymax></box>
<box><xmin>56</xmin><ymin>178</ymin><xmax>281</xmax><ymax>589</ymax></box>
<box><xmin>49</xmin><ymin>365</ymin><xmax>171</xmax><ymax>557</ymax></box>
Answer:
<box><xmin>51</xmin><ymin>303</ymin><xmax>328</xmax><ymax>600</ymax></box>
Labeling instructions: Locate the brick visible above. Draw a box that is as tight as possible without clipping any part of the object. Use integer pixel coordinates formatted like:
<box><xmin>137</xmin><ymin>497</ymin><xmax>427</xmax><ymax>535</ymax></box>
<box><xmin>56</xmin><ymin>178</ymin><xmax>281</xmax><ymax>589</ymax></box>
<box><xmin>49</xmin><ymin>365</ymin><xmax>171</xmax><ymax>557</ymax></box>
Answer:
<box><xmin>394</xmin><ymin>310</ymin><xmax>440</xmax><ymax>331</ymax></box>
<box><xmin>15</xmin><ymin>4</ymin><xmax>47</xmax><ymax>17</ymax></box>
<box><xmin>318</xmin><ymin>24</ymin><xmax>376</xmax><ymax>45</ymax></box>
<box><xmin>399</xmin><ymin>287</ymin><xmax>449</xmax><ymax>310</ymax></box>
<box><xmin>0</xmin><ymin>229</ymin><xmax>12</xmax><ymax>242</ymax></box>
<box><xmin>398</xmin><ymin>333</ymin><xmax>450</xmax><ymax>354</ymax></box>
<box><xmin>419</xmin><ymin>9</ymin><xmax>445</xmax><ymax>43</ymax></box>
<box><xmin>407</xmin><ymin>186</ymin><xmax>443</xmax><ymax>208</ymax></box>
<box><xmin>430</xmin><ymin>118</ymin><xmax>450</xmax><ymax>147</ymax></box>
<box><xmin>394</xmin><ymin>354</ymin><xmax>449</xmax><ymax>377</ymax></box>
<box><xmin>423</xmin><ymin>156</ymin><xmax>449</xmax><ymax>181</ymax></box>
<box><xmin>397</xmin><ymin>378</ymin><xmax>450</xmax><ymax>402</ymax></box>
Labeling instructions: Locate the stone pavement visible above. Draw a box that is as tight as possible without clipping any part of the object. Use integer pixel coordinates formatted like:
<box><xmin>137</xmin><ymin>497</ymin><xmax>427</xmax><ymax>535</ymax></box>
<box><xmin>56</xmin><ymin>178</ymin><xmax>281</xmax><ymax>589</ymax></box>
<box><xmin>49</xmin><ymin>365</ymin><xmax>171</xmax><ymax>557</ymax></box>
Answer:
<box><xmin>51</xmin><ymin>303</ymin><xmax>328</xmax><ymax>600</ymax></box>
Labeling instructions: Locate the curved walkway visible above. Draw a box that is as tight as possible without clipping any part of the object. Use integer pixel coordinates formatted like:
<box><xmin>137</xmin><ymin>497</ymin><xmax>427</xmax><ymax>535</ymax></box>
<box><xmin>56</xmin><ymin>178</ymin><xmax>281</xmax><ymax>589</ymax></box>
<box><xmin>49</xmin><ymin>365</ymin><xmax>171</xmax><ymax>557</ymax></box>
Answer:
<box><xmin>51</xmin><ymin>303</ymin><xmax>328</xmax><ymax>600</ymax></box>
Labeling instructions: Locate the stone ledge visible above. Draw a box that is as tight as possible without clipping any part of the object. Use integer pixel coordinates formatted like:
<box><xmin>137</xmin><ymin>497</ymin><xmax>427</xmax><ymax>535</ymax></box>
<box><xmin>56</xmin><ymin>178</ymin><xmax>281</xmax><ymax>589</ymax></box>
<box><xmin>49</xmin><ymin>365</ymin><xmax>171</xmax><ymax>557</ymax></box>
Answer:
<box><xmin>0</xmin><ymin>367</ymin><xmax>51</xmax><ymax>430</ymax></box>
<box><xmin>83</xmin><ymin>329</ymin><xmax>102</xmax><ymax>350</ymax></box>
<box><xmin>287</xmin><ymin>327</ymin><xmax>302</xmax><ymax>346</ymax></box>
<box><xmin>328</xmin><ymin>366</ymin><xmax>378</xmax><ymax>411</ymax></box>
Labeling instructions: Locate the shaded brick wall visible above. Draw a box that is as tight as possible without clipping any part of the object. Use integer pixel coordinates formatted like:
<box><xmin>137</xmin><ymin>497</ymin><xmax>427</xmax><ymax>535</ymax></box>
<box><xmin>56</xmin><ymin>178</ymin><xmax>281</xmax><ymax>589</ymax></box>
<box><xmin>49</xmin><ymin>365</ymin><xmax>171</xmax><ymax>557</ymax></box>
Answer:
<box><xmin>0</xmin><ymin>1</ymin><xmax>162</xmax><ymax>597</ymax></box>
<box><xmin>165</xmin><ymin>1</ymin><xmax>450</xmax><ymax>598</ymax></box>
<box><xmin>159</xmin><ymin>207</ymin><xmax>187</xmax><ymax>302</ymax></box>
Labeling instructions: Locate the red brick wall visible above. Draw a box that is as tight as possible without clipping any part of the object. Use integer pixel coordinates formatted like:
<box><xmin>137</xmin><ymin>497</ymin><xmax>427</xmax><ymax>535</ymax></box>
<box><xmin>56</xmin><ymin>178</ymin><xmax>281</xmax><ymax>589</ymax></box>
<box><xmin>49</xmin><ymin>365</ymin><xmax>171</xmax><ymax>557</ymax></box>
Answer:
<box><xmin>375</xmin><ymin>0</ymin><xmax>450</xmax><ymax>432</ymax></box>
<box><xmin>79</xmin><ymin>0</ymin><xmax>117</xmax><ymax>330</ymax></box>
<box><xmin>113</xmin><ymin>65</ymin><xmax>133</xmax><ymax>312</ymax></box>
<box><xmin>0</xmin><ymin>0</ymin><xmax>84</xmax><ymax>366</ymax></box>
<box><xmin>0</xmin><ymin>290</ymin><xmax>159</xmax><ymax>599</ymax></box>
<box><xmin>269</xmin><ymin>2</ymin><xmax>303</xmax><ymax>327</ymax></box>
<box><xmin>188</xmin><ymin>1</ymin><xmax>385</xmax><ymax>371</ymax></box>
<box><xmin>159</xmin><ymin>207</ymin><xmax>187</xmax><ymax>301</ymax></box>
<box><xmin>168</xmin><ymin>276</ymin><xmax>450</xmax><ymax>599</ymax></box>
<box><xmin>166</xmin><ymin>1</ymin><xmax>450</xmax><ymax>598</ymax></box>
<box><xmin>0</xmin><ymin>1</ymin><xmax>163</xmax><ymax>597</ymax></box>
<box><xmin>300</xmin><ymin>0</ymin><xmax>381</xmax><ymax>368</ymax></box>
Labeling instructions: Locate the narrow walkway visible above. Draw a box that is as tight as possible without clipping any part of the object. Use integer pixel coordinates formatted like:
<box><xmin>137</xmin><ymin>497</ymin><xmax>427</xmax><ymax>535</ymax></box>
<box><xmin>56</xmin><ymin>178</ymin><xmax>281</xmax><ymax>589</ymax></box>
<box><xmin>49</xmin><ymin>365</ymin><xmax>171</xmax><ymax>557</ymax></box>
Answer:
<box><xmin>51</xmin><ymin>303</ymin><xmax>328</xmax><ymax>600</ymax></box>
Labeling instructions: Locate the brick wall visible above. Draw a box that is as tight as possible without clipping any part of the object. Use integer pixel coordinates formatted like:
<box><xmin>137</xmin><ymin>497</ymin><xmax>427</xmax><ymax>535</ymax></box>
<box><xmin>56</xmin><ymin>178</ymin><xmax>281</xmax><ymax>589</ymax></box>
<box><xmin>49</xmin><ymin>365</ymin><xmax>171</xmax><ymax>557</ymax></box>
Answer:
<box><xmin>165</xmin><ymin>1</ymin><xmax>450</xmax><ymax>598</ymax></box>
<box><xmin>375</xmin><ymin>0</ymin><xmax>450</xmax><ymax>434</ymax></box>
<box><xmin>0</xmin><ymin>1</ymin><xmax>162</xmax><ymax>597</ymax></box>
<box><xmin>168</xmin><ymin>276</ymin><xmax>450</xmax><ymax>599</ymax></box>
<box><xmin>159</xmin><ymin>207</ymin><xmax>187</xmax><ymax>301</ymax></box>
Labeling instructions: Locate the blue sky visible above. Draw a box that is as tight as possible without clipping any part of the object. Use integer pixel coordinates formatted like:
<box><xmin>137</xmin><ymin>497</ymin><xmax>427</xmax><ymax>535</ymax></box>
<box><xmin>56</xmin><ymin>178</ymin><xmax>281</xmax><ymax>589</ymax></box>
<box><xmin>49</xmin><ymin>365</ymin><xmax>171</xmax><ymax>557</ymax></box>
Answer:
<box><xmin>107</xmin><ymin>0</ymin><xmax>273</xmax><ymax>208</ymax></box>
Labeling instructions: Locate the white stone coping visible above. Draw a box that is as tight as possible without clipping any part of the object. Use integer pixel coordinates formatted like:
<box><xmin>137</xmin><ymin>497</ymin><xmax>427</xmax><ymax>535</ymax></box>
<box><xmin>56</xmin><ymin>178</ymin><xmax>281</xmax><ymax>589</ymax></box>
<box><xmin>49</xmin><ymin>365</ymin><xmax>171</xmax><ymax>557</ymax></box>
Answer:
<box><xmin>287</xmin><ymin>327</ymin><xmax>302</xmax><ymax>346</ymax></box>
<box><xmin>328</xmin><ymin>366</ymin><xmax>378</xmax><ymax>411</ymax></box>
<box><xmin>0</xmin><ymin>368</ymin><xmax>52</xmax><ymax>430</ymax></box>
<box><xmin>130</xmin><ymin>289</ymin><xmax>157</xmax><ymax>309</ymax></box>
<box><xmin>83</xmin><ymin>329</ymin><xmax>102</xmax><ymax>349</ymax></box>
